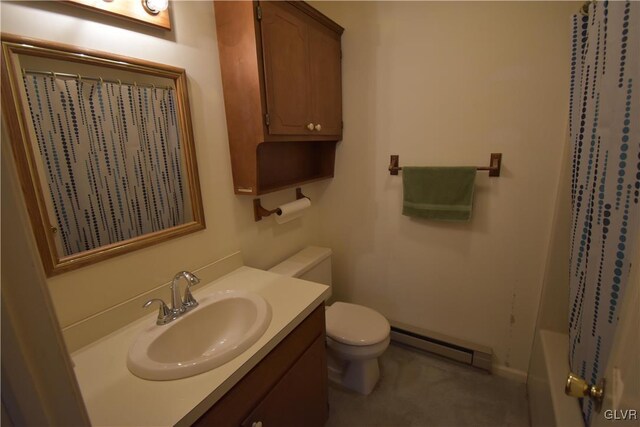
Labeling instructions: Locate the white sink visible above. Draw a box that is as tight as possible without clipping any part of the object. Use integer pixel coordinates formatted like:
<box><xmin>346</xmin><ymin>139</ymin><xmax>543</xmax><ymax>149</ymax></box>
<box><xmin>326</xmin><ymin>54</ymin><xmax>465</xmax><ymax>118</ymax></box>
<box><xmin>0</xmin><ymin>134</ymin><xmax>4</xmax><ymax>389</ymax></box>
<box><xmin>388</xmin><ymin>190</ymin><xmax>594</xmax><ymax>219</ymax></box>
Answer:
<box><xmin>127</xmin><ymin>289</ymin><xmax>271</xmax><ymax>380</ymax></box>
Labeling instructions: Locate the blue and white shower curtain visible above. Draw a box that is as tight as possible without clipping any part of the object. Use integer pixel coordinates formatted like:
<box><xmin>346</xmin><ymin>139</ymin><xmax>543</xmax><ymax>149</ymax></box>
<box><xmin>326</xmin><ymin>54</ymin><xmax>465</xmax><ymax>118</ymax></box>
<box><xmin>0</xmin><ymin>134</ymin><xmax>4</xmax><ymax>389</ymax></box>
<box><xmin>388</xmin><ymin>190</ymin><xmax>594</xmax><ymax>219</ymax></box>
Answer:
<box><xmin>22</xmin><ymin>75</ymin><xmax>191</xmax><ymax>257</ymax></box>
<box><xmin>568</xmin><ymin>1</ymin><xmax>639</xmax><ymax>424</ymax></box>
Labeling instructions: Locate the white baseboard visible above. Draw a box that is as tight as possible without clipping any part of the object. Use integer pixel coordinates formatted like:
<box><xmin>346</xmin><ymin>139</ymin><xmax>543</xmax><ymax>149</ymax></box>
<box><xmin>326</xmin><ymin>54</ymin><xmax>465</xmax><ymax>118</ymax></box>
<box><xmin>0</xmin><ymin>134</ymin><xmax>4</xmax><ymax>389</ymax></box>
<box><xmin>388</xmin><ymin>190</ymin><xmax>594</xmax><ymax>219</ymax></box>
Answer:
<box><xmin>493</xmin><ymin>363</ymin><xmax>528</xmax><ymax>383</ymax></box>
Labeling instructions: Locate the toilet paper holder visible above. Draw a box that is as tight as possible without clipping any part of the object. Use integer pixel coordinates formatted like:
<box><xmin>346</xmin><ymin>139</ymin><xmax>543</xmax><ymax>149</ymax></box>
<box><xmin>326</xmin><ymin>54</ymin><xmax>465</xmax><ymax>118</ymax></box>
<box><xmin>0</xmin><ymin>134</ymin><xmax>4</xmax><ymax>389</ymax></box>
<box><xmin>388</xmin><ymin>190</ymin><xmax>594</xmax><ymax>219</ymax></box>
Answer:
<box><xmin>253</xmin><ymin>188</ymin><xmax>309</xmax><ymax>222</ymax></box>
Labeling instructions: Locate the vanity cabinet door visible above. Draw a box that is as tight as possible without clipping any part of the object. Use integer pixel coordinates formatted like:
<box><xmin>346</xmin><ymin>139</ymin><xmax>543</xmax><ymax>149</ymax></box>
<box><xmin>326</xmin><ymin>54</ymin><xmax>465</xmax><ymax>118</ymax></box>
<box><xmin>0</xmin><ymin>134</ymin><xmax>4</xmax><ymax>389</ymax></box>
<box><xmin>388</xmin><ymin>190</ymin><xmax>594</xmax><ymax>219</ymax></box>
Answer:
<box><xmin>260</xmin><ymin>1</ymin><xmax>313</xmax><ymax>136</ymax></box>
<box><xmin>193</xmin><ymin>304</ymin><xmax>327</xmax><ymax>427</ymax></box>
<box><xmin>241</xmin><ymin>335</ymin><xmax>328</xmax><ymax>427</ymax></box>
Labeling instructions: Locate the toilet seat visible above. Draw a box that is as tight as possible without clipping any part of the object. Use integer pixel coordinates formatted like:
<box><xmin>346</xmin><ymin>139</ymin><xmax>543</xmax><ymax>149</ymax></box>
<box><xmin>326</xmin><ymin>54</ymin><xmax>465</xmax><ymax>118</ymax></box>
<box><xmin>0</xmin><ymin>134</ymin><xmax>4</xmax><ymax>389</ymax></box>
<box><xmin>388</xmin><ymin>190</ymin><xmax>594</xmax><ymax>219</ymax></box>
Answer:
<box><xmin>325</xmin><ymin>302</ymin><xmax>390</xmax><ymax>346</ymax></box>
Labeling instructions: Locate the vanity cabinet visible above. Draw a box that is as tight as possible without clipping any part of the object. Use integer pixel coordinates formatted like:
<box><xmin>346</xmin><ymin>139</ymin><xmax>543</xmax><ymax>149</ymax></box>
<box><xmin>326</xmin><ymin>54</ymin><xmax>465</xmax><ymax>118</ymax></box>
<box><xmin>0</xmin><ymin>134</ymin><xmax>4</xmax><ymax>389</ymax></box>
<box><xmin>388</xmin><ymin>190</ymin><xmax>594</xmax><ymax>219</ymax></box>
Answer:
<box><xmin>194</xmin><ymin>304</ymin><xmax>328</xmax><ymax>427</ymax></box>
<box><xmin>214</xmin><ymin>1</ymin><xmax>343</xmax><ymax>195</ymax></box>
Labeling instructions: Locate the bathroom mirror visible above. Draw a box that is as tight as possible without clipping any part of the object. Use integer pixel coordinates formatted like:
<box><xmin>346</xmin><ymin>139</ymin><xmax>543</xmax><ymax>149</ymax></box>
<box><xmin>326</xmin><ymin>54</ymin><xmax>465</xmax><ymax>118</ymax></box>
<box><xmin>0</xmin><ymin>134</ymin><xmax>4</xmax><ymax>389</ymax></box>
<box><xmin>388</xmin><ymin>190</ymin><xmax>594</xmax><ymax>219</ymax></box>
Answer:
<box><xmin>1</xmin><ymin>34</ymin><xmax>205</xmax><ymax>276</ymax></box>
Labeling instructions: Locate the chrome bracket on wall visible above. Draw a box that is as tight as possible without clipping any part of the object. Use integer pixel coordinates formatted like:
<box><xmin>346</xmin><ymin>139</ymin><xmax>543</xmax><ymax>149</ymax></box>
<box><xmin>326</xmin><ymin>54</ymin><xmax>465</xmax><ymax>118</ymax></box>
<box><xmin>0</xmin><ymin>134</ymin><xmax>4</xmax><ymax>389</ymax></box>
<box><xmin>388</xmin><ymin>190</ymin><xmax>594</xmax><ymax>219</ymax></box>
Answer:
<box><xmin>253</xmin><ymin>188</ymin><xmax>308</xmax><ymax>222</ymax></box>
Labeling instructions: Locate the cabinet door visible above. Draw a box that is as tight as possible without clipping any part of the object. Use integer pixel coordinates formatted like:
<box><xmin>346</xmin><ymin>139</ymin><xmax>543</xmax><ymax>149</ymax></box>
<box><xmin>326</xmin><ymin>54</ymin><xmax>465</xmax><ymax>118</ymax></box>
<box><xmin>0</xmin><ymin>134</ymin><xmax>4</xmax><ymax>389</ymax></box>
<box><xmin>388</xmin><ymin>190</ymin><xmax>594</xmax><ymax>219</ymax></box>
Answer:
<box><xmin>241</xmin><ymin>335</ymin><xmax>328</xmax><ymax>427</ymax></box>
<box><xmin>309</xmin><ymin>20</ymin><xmax>342</xmax><ymax>138</ymax></box>
<box><xmin>260</xmin><ymin>2</ymin><xmax>313</xmax><ymax>136</ymax></box>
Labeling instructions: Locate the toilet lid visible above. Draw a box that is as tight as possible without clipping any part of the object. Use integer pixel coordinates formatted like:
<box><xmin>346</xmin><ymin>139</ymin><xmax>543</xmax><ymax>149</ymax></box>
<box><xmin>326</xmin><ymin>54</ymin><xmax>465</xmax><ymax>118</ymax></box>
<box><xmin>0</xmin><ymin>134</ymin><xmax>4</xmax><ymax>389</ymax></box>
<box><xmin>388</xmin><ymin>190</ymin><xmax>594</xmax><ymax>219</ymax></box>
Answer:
<box><xmin>325</xmin><ymin>302</ymin><xmax>390</xmax><ymax>346</ymax></box>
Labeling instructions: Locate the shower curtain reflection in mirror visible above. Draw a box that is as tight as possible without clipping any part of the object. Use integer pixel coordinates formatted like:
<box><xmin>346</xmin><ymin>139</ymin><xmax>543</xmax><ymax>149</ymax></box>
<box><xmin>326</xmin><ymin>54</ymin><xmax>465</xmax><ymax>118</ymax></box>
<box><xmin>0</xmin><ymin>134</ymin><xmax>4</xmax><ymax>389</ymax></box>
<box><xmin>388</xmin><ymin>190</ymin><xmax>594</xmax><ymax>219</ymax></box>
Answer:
<box><xmin>22</xmin><ymin>75</ymin><xmax>192</xmax><ymax>257</ymax></box>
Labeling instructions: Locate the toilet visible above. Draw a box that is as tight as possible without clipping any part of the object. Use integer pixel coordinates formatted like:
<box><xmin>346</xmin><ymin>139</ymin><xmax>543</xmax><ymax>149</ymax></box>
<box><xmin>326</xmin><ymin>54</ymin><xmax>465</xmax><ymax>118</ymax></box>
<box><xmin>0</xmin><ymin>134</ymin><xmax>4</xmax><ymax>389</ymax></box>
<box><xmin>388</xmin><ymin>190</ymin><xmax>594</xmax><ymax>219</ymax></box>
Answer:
<box><xmin>269</xmin><ymin>246</ymin><xmax>390</xmax><ymax>395</ymax></box>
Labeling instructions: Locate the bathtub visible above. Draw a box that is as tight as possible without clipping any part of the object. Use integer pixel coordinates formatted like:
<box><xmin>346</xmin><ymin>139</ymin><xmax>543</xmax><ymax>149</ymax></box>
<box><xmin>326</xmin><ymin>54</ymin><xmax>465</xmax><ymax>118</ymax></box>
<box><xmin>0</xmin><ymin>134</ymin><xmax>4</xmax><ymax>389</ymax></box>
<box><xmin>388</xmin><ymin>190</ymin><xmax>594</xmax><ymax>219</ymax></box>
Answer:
<box><xmin>528</xmin><ymin>330</ymin><xmax>584</xmax><ymax>427</ymax></box>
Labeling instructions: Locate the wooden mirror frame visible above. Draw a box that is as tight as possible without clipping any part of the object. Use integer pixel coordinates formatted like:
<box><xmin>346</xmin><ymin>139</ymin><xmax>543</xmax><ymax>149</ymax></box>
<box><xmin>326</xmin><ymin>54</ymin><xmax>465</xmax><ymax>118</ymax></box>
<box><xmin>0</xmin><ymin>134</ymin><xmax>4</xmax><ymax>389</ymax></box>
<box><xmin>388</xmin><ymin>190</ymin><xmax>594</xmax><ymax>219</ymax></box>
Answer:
<box><xmin>1</xmin><ymin>34</ymin><xmax>205</xmax><ymax>276</ymax></box>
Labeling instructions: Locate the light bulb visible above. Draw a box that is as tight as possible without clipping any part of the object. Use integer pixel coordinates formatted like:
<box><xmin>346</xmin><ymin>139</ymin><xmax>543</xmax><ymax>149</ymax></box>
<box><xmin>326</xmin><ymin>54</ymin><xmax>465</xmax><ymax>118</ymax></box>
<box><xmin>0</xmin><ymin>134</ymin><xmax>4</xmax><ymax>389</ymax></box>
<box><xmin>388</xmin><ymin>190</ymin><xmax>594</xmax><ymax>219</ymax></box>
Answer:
<box><xmin>142</xmin><ymin>0</ymin><xmax>168</xmax><ymax>15</ymax></box>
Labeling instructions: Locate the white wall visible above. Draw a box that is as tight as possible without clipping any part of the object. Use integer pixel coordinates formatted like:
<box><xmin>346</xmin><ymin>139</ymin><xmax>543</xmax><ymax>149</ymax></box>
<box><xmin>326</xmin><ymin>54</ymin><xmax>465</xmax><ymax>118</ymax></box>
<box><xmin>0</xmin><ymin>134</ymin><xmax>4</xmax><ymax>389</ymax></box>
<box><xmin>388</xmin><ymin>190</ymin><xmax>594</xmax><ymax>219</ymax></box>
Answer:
<box><xmin>3</xmin><ymin>1</ymin><xmax>579</xmax><ymax>375</ymax></box>
<box><xmin>1</xmin><ymin>1</ymin><xmax>322</xmax><ymax>339</ymax></box>
<box><xmin>311</xmin><ymin>1</ymin><xmax>576</xmax><ymax>374</ymax></box>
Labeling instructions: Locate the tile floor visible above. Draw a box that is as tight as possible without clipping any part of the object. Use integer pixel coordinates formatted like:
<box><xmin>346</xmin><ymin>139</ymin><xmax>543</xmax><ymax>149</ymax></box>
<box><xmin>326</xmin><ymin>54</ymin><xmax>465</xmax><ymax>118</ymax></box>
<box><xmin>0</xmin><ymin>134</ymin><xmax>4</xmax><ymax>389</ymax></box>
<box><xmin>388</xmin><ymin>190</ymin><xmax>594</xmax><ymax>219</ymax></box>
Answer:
<box><xmin>326</xmin><ymin>343</ymin><xmax>530</xmax><ymax>427</ymax></box>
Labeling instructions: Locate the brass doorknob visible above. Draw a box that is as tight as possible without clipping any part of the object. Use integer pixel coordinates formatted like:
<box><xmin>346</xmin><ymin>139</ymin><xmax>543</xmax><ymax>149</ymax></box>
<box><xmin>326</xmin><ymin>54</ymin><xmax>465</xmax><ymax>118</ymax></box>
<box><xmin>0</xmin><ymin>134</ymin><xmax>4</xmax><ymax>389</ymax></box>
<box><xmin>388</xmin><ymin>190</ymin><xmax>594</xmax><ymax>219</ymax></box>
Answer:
<box><xmin>314</xmin><ymin>123</ymin><xmax>322</xmax><ymax>131</ymax></box>
<box><xmin>307</xmin><ymin>123</ymin><xmax>315</xmax><ymax>131</ymax></box>
<box><xmin>565</xmin><ymin>372</ymin><xmax>605</xmax><ymax>413</ymax></box>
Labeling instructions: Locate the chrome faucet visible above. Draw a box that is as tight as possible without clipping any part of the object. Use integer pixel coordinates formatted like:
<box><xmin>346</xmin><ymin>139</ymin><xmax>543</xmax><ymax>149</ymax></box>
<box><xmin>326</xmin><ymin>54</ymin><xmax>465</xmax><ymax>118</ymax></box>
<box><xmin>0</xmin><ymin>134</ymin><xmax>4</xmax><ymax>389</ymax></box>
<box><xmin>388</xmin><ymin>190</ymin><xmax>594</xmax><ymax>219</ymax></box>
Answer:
<box><xmin>143</xmin><ymin>271</ymin><xmax>201</xmax><ymax>325</ymax></box>
<box><xmin>171</xmin><ymin>270</ymin><xmax>200</xmax><ymax>313</ymax></box>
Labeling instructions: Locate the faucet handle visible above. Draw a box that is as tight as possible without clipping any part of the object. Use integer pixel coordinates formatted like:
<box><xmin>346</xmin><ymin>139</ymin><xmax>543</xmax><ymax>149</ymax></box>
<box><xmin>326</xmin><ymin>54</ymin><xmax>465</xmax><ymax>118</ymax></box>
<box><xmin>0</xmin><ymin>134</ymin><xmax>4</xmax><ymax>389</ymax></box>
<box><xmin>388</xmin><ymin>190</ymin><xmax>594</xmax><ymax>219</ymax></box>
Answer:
<box><xmin>182</xmin><ymin>273</ymin><xmax>200</xmax><ymax>311</ymax></box>
<box><xmin>143</xmin><ymin>298</ymin><xmax>173</xmax><ymax>325</ymax></box>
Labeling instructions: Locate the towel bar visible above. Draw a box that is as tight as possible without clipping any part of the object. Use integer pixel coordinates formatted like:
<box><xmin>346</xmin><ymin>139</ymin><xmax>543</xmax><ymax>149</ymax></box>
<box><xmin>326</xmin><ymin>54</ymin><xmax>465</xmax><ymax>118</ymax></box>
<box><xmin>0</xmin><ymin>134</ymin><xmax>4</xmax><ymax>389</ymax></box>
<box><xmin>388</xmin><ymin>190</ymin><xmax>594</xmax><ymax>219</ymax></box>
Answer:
<box><xmin>388</xmin><ymin>153</ymin><xmax>502</xmax><ymax>177</ymax></box>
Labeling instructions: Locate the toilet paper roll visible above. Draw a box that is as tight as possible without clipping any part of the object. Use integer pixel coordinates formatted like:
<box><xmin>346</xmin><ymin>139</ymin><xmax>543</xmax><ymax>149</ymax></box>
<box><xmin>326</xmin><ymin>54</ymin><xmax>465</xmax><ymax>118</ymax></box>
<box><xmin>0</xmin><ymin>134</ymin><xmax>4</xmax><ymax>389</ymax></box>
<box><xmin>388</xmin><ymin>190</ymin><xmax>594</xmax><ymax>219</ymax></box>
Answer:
<box><xmin>275</xmin><ymin>197</ymin><xmax>311</xmax><ymax>224</ymax></box>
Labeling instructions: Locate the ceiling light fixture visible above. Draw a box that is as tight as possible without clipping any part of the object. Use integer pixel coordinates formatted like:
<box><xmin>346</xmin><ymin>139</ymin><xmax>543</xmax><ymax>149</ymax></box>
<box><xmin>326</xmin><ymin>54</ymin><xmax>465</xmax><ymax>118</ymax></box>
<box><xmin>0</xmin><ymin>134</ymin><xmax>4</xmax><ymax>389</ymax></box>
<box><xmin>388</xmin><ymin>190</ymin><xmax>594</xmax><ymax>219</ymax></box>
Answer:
<box><xmin>142</xmin><ymin>0</ymin><xmax>168</xmax><ymax>15</ymax></box>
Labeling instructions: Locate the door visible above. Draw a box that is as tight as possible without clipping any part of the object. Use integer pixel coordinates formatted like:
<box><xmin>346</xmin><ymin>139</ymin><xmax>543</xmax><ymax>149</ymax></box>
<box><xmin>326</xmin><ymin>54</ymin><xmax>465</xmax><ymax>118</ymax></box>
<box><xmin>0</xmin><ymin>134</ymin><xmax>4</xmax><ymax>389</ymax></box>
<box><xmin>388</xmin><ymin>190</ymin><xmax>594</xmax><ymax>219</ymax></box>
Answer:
<box><xmin>308</xmin><ymin>19</ymin><xmax>342</xmax><ymax>138</ymax></box>
<box><xmin>591</xmin><ymin>248</ymin><xmax>639</xmax><ymax>427</ymax></box>
<box><xmin>259</xmin><ymin>2</ymin><xmax>313</xmax><ymax>136</ymax></box>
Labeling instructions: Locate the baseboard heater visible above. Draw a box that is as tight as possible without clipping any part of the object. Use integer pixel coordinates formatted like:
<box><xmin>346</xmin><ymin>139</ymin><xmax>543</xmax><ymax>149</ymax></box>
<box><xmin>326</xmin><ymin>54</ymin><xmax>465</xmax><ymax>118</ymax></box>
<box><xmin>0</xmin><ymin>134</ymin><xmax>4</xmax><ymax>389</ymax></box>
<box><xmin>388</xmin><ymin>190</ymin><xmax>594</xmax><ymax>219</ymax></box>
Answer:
<box><xmin>389</xmin><ymin>321</ymin><xmax>493</xmax><ymax>373</ymax></box>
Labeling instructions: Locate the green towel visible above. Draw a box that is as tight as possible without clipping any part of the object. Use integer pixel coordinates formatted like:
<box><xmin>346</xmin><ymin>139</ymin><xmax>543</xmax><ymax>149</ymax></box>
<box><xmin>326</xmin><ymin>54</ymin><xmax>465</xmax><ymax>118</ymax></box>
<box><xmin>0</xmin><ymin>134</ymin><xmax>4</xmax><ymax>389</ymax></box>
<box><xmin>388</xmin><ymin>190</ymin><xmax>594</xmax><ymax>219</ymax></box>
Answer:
<box><xmin>402</xmin><ymin>166</ymin><xmax>477</xmax><ymax>221</ymax></box>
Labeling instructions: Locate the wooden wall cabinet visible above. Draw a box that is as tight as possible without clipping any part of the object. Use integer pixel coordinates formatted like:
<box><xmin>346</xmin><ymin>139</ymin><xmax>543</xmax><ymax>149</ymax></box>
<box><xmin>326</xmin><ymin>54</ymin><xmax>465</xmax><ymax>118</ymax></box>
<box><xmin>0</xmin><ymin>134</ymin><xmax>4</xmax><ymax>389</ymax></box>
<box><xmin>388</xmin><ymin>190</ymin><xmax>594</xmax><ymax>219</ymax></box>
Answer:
<box><xmin>194</xmin><ymin>304</ymin><xmax>328</xmax><ymax>427</ymax></box>
<box><xmin>214</xmin><ymin>1</ymin><xmax>344</xmax><ymax>195</ymax></box>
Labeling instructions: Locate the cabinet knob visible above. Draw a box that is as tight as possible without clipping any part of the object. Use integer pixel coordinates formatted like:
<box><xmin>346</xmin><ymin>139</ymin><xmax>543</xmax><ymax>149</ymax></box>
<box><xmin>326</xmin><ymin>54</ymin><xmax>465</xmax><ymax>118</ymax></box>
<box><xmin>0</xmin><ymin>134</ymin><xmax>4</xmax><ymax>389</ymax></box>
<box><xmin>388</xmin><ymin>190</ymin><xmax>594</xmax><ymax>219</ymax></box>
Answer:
<box><xmin>314</xmin><ymin>123</ymin><xmax>322</xmax><ymax>131</ymax></box>
<box><xmin>252</xmin><ymin>422</ymin><xmax>263</xmax><ymax>427</ymax></box>
<box><xmin>306</xmin><ymin>123</ymin><xmax>315</xmax><ymax>131</ymax></box>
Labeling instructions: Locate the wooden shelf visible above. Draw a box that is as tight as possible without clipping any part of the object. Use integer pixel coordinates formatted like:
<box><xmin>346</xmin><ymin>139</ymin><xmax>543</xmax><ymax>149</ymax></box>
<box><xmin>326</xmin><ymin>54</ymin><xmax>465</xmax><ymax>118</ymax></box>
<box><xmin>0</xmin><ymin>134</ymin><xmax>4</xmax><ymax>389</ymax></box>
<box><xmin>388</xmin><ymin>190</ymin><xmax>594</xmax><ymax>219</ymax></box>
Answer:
<box><xmin>214</xmin><ymin>1</ymin><xmax>343</xmax><ymax>196</ymax></box>
<box><xmin>257</xmin><ymin>141</ymin><xmax>336</xmax><ymax>194</ymax></box>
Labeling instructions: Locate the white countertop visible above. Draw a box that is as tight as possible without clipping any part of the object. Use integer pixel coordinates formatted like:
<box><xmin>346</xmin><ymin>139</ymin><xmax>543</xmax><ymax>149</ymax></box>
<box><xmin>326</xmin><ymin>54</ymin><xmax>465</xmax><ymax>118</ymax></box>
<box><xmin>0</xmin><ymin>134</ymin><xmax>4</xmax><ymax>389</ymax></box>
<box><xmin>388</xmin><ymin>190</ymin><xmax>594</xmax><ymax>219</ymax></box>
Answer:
<box><xmin>71</xmin><ymin>266</ymin><xmax>330</xmax><ymax>427</ymax></box>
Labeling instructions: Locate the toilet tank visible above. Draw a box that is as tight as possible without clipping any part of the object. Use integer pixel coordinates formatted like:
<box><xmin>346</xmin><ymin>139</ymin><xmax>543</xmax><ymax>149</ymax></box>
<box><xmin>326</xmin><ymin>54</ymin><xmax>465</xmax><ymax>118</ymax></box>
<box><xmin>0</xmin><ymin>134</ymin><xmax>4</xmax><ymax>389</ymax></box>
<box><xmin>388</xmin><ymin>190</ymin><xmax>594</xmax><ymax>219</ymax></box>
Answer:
<box><xmin>269</xmin><ymin>246</ymin><xmax>332</xmax><ymax>286</ymax></box>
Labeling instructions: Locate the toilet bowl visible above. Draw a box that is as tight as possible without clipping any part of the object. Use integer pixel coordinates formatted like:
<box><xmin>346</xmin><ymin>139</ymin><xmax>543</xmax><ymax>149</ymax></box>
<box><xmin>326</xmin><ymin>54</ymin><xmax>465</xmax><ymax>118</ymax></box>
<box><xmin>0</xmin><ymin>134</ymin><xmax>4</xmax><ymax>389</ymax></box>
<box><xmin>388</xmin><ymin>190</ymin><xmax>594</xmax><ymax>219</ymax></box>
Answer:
<box><xmin>269</xmin><ymin>247</ymin><xmax>390</xmax><ymax>395</ymax></box>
